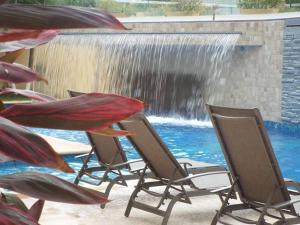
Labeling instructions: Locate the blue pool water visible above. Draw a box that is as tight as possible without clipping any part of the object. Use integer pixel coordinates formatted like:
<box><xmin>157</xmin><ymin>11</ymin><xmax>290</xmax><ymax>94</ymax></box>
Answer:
<box><xmin>1</xmin><ymin>117</ymin><xmax>300</xmax><ymax>182</ymax></box>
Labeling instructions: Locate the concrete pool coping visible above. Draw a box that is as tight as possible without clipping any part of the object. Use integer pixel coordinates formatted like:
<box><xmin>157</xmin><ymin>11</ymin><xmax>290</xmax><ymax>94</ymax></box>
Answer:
<box><xmin>119</xmin><ymin>12</ymin><xmax>300</xmax><ymax>23</ymax></box>
<box><xmin>38</xmin><ymin>134</ymin><xmax>91</xmax><ymax>155</ymax></box>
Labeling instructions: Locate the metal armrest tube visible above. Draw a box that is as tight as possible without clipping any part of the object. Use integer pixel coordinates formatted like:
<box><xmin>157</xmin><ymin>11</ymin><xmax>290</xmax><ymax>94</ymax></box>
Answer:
<box><xmin>285</xmin><ymin>179</ymin><xmax>300</xmax><ymax>191</ymax></box>
<box><xmin>178</xmin><ymin>162</ymin><xmax>192</xmax><ymax>167</ymax></box>
<box><xmin>173</xmin><ymin>171</ymin><xmax>230</xmax><ymax>184</ymax></box>
<box><xmin>271</xmin><ymin>198</ymin><xmax>300</xmax><ymax>210</ymax></box>
<box><xmin>211</xmin><ymin>185</ymin><xmax>232</xmax><ymax>193</ymax></box>
<box><xmin>110</xmin><ymin>159</ymin><xmax>144</xmax><ymax>169</ymax></box>
<box><xmin>75</xmin><ymin>151</ymin><xmax>94</xmax><ymax>158</ymax></box>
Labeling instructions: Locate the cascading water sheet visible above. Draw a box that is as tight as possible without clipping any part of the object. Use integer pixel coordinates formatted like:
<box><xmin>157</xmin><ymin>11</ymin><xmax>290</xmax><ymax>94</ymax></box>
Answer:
<box><xmin>32</xmin><ymin>32</ymin><xmax>239</xmax><ymax>119</ymax></box>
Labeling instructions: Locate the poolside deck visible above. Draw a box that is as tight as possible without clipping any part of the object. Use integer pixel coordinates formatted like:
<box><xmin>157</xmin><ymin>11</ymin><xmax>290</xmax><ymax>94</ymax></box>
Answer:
<box><xmin>38</xmin><ymin>134</ymin><xmax>91</xmax><ymax>155</ymax></box>
<box><xmin>22</xmin><ymin>178</ymin><xmax>277</xmax><ymax>225</ymax></box>
<box><xmin>22</xmin><ymin>179</ymin><xmax>226</xmax><ymax>225</ymax></box>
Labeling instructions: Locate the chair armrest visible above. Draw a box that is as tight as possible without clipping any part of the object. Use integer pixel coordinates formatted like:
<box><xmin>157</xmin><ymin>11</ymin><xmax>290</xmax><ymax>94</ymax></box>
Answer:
<box><xmin>75</xmin><ymin>151</ymin><xmax>94</xmax><ymax>159</ymax></box>
<box><xmin>285</xmin><ymin>179</ymin><xmax>300</xmax><ymax>192</ymax></box>
<box><xmin>110</xmin><ymin>159</ymin><xmax>144</xmax><ymax>169</ymax></box>
<box><xmin>179</xmin><ymin>162</ymin><xmax>193</xmax><ymax>167</ymax></box>
<box><xmin>173</xmin><ymin>171</ymin><xmax>230</xmax><ymax>184</ymax></box>
<box><xmin>271</xmin><ymin>197</ymin><xmax>300</xmax><ymax>210</ymax></box>
<box><xmin>211</xmin><ymin>185</ymin><xmax>232</xmax><ymax>194</ymax></box>
<box><xmin>179</xmin><ymin>162</ymin><xmax>193</xmax><ymax>173</ymax></box>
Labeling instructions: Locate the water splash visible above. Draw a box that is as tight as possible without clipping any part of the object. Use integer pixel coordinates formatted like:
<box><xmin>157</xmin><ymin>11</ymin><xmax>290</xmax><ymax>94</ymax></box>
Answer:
<box><xmin>32</xmin><ymin>33</ymin><xmax>239</xmax><ymax>119</ymax></box>
<box><xmin>147</xmin><ymin>115</ymin><xmax>212</xmax><ymax>127</ymax></box>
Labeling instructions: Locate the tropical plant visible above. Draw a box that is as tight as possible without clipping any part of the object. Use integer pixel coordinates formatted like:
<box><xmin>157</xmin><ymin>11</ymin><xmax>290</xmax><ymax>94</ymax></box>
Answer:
<box><xmin>238</xmin><ymin>0</ymin><xmax>283</xmax><ymax>8</ymax></box>
<box><xmin>170</xmin><ymin>0</ymin><xmax>203</xmax><ymax>14</ymax></box>
<box><xmin>0</xmin><ymin>3</ymin><xmax>143</xmax><ymax>224</ymax></box>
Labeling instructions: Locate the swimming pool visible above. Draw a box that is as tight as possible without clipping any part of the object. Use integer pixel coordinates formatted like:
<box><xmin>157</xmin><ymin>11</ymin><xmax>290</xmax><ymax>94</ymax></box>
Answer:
<box><xmin>1</xmin><ymin>117</ymin><xmax>300</xmax><ymax>182</ymax></box>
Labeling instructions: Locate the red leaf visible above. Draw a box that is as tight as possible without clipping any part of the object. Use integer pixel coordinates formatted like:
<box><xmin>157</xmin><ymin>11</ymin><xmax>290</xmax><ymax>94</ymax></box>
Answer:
<box><xmin>0</xmin><ymin>89</ymin><xmax>56</xmax><ymax>102</ymax></box>
<box><xmin>28</xmin><ymin>200</ymin><xmax>44</xmax><ymax>222</ymax></box>
<box><xmin>0</xmin><ymin>172</ymin><xmax>108</xmax><ymax>205</ymax></box>
<box><xmin>0</xmin><ymin>0</ymin><xmax>6</xmax><ymax>4</ymax></box>
<box><xmin>0</xmin><ymin>5</ymin><xmax>126</xmax><ymax>30</ymax></box>
<box><xmin>0</xmin><ymin>49</ymin><xmax>25</xmax><ymax>63</ymax></box>
<box><xmin>90</xmin><ymin>126</ymin><xmax>135</xmax><ymax>137</ymax></box>
<box><xmin>0</xmin><ymin>93</ymin><xmax>144</xmax><ymax>131</ymax></box>
<box><xmin>0</xmin><ymin>117</ymin><xmax>74</xmax><ymax>173</ymax></box>
<box><xmin>0</xmin><ymin>62</ymin><xmax>48</xmax><ymax>83</ymax></box>
<box><xmin>0</xmin><ymin>30</ymin><xmax>41</xmax><ymax>43</ymax></box>
<box><xmin>0</xmin><ymin>30</ymin><xmax>58</xmax><ymax>53</ymax></box>
<box><xmin>0</xmin><ymin>204</ymin><xmax>39</xmax><ymax>225</ymax></box>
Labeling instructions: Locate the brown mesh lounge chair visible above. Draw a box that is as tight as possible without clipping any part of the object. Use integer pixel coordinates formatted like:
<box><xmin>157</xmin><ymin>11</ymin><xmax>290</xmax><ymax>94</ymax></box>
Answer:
<box><xmin>118</xmin><ymin>113</ymin><xmax>232</xmax><ymax>225</ymax></box>
<box><xmin>69</xmin><ymin>90</ymin><xmax>145</xmax><ymax>208</ymax></box>
<box><xmin>69</xmin><ymin>90</ymin><xmax>228</xmax><ymax>211</ymax></box>
<box><xmin>207</xmin><ymin>104</ymin><xmax>300</xmax><ymax>225</ymax></box>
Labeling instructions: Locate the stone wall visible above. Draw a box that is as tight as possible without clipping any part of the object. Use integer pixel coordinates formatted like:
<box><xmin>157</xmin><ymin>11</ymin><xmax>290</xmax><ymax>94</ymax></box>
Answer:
<box><xmin>282</xmin><ymin>18</ymin><xmax>300</xmax><ymax>123</ymax></box>
<box><xmin>122</xmin><ymin>19</ymin><xmax>284</xmax><ymax>121</ymax></box>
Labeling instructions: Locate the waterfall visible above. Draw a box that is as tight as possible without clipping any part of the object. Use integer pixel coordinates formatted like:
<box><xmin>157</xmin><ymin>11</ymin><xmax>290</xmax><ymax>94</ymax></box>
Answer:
<box><xmin>32</xmin><ymin>32</ymin><xmax>239</xmax><ymax>119</ymax></box>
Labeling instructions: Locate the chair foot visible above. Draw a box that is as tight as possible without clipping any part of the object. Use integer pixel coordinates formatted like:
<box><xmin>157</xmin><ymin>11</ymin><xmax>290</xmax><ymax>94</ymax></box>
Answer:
<box><xmin>161</xmin><ymin>196</ymin><xmax>180</xmax><ymax>225</ymax></box>
<box><xmin>74</xmin><ymin>176</ymin><xmax>80</xmax><ymax>185</ymax></box>
<box><xmin>125</xmin><ymin>201</ymin><xmax>133</xmax><ymax>217</ymax></box>
<box><xmin>211</xmin><ymin>212</ymin><xmax>218</xmax><ymax>225</ymax></box>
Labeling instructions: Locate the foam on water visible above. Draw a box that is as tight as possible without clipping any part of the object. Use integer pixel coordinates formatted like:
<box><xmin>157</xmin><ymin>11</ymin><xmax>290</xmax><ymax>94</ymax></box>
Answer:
<box><xmin>147</xmin><ymin>116</ymin><xmax>213</xmax><ymax>128</ymax></box>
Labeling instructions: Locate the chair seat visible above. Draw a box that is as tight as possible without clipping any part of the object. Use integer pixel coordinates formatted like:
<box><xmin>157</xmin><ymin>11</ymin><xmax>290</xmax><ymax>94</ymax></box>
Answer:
<box><xmin>129</xmin><ymin>158</ymin><xmax>227</xmax><ymax>179</ymax></box>
<box><xmin>191</xmin><ymin>172</ymin><xmax>231</xmax><ymax>190</ymax></box>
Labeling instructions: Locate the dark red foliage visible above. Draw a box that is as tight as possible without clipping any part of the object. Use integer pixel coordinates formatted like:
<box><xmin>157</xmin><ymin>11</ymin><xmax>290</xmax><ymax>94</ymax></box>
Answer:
<box><xmin>0</xmin><ymin>5</ymin><xmax>126</xmax><ymax>30</ymax></box>
<box><xmin>0</xmin><ymin>30</ymin><xmax>58</xmax><ymax>53</ymax></box>
<box><xmin>0</xmin><ymin>89</ymin><xmax>56</xmax><ymax>102</ymax></box>
<box><xmin>0</xmin><ymin>204</ymin><xmax>39</xmax><ymax>225</ymax></box>
<box><xmin>0</xmin><ymin>172</ymin><xmax>108</xmax><ymax>204</ymax></box>
<box><xmin>0</xmin><ymin>62</ymin><xmax>48</xmax><ymax>83</ymax></box>
<box><xmin>0</xmin><ymin>93</ymin><xmax>144</xmax><ymax>131</ymax></box>
<box><xmin>0</xmin><ymin>30</ymin><xmax>42</xmax><ymax>43</ymax></box>
<box><xmin>0</xmin><ymin>117</ymin><xmax>74</xmax><ymax>173</ymax></box>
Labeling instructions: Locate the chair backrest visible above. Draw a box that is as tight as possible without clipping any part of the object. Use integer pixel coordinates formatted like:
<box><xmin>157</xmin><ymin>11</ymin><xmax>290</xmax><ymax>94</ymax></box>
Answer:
<box><xmin>68</xmin><ymin>90</ymin><xmax>127</xmax><ymax>165</ymax></box>
<box><xmin>118</xmin><ymin>113</ymin><xmax>188</xmax><ymax>180</ymax></box>
<box><xmin>206</xmin><ymin>104</ymin><xmax>294</xmax><ymax>212</ymax></box>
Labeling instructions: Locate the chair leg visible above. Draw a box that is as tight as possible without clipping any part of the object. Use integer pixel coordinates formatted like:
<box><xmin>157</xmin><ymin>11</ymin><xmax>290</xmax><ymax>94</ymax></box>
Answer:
<box><xmin>273</xmin><ymin>217</ymin><xmax>300</xmax><ymax>225</ymax></box>
<box><xmin>125</xmin><ymin>185</ymin><xmax>141</xmax><ymax>217</ymax></box>
<box><xmin>161</xmin><ymin>195</ymin><xmax>180</xmax><ymax>225</ymax></box>
<box><xmin>125</xmin><ymin>165</ymin><xmax>148</xmax><ymax>217</ymax></box>
<box><xmin>74</xmin><ymin>165</ymin><xmax>86</xmax><ymax>185</ymax></box>
<box><xmin>74</xmin><ymin>175</ymin><xmax>80</xmax><ymax>185</ymax></box>
<box><xmin>100</xmin><ymin>178</ymin><xmax>120</xmax><ymax>209</ymax></box>
<box><xmin>74</xmin><ymin>149</ymin><xmax>94</xmax><ymax>185</ymax></box>
<box><xmin>210</xmin><ymin>212</ymin><xmax>218</xmax><ymax>225</ymax></box>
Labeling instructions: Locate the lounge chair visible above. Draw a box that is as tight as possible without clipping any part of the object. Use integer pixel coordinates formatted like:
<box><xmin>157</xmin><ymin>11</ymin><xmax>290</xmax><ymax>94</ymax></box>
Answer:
<box><xmin>69</xmin><ymin>90</ymin><xmax>228</xmax><ymax>210</ymax></box>
<box><xmin>69</xmin><ymin>90</ymin><xmax>145</xmax><ymax>208</ymax></box>
<box><xmin>206</xmin><ymin>104</ymin><xmax>300</xmax><ymax>225</ymax></box>
<box><xmin>118</xmin><ymin>113</ymin><xmax>232</xmax><ymax>225</ymax></box>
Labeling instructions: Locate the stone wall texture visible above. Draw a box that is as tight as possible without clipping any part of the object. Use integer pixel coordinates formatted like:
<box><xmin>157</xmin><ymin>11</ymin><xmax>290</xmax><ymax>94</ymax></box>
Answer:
<box><xmin>282</xmin><ymin>18</ymin><xmax>300</xmax><ymax>123</ymax></box>
<box><xmin>122</xmin><ymin>20</ymin><xmax>284</xmax><ymax>121</ymax></box>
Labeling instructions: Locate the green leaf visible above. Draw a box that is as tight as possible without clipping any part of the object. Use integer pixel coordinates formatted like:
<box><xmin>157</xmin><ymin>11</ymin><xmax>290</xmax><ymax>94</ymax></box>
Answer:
<box><xmin>1</xmin><ymin>193</ymin><xmax>28</xmax><ymax>212</ymax></box>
